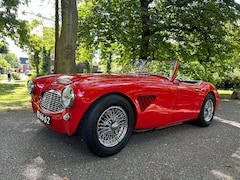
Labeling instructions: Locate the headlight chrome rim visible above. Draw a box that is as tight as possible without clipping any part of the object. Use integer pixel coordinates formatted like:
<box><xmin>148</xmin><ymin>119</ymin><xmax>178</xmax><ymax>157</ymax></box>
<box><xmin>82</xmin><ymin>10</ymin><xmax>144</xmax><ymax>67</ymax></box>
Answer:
<box><xmin>61</xmin><ymin>86</ymin><xmax>75</xmax><ymax>108</ymax></box>
<box><xmin>27</xmin><ymin>80</ymin><xmax>34</xmax><ymax>94</ymax></box>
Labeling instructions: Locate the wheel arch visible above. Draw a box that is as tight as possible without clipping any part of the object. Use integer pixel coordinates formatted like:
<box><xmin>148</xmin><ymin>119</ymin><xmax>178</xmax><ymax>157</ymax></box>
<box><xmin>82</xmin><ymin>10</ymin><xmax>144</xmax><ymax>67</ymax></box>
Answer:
<box><xmin>201</xmin><ymin>91</ymin><xmax>216</xmax><ymax>109</ymax></box>
<box><xmin>77</xmin><ymin>92</ymin><xmax>138</xmax><ymax>135</ymax></box>
<box><xmin>207</xmin><ymin>91</ymin><xmax>216</xmax><ymax>104</ymax></box>
<box><xmin>196</xmin><ymin>91</ymin><xmax>216</xmax><ymax>127</ymax></box>
<box><xmin>208</xmin><ymin>91</ymin><xmax>215</xmax><ymax>98</ymax></box>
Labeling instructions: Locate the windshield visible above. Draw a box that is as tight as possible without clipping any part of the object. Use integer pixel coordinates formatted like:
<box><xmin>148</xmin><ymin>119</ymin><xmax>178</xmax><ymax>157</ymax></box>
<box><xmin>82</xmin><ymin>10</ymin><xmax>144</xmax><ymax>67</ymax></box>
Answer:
<box><xmin>121</xmin><ymin>59</ymin><xmax>178</xmax><ymax>79</ymax></box>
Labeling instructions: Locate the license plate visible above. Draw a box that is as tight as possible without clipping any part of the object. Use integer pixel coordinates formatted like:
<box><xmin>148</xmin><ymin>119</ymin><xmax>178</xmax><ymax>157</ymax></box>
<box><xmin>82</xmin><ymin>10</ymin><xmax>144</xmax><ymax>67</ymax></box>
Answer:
<box><xmin>37</xmin><ymin>110</ymin><xmax>51</xmax><ymax>125</ymax></box>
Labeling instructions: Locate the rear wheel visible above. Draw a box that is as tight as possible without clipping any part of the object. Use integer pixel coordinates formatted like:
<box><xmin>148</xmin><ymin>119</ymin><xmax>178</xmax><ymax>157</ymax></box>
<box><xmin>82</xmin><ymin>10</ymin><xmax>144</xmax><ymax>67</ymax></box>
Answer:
<box><xmin>197</xmin><ymin>93</ymin><xmax>216</xmax><ymax>127</ymax></box>
<box><xmin>81</xmin><ymin>95</ymin><xmax>134</xmax><ymax>157</ymax></box>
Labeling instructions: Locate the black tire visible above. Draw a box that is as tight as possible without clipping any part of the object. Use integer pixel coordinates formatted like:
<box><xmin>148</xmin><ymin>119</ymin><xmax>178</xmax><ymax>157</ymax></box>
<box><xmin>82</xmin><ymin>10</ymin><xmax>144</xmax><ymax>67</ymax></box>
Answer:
<box><xmin>81</xmin><ymin>94</ymin><xmax>134</xmax><ymax>157</ymax></box>
<box><xmin>197</xmin><ymin>93</ymin><xmax>216</xmax><ymax>127</ymax></box>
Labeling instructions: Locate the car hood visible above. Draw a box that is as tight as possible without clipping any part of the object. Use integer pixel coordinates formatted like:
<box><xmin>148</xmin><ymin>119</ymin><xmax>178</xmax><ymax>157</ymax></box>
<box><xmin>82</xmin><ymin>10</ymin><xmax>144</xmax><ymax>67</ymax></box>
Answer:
<box><xmin>35</xmin><ymin>73</ymin><xmax>166</xmax><ymax>85</ymax></box>
<box><xmin>33</xmin><ymin>73</ymin><xmax>210</xmax><ymax>90</ymax></box>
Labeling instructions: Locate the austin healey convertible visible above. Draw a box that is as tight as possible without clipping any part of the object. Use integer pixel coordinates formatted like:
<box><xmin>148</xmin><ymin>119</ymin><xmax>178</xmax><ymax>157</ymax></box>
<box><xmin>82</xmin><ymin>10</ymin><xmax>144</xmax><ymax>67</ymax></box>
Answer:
<box><xmin>27</xmin><ymin>60</ymin><xmax>220</xmax><ymax>157</ymax></box>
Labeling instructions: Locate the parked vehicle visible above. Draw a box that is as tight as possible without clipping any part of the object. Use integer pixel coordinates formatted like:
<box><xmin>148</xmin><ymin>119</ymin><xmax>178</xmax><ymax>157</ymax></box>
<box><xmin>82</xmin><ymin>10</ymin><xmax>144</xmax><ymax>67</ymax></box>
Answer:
<box><xmin>27</xmin><ymin>60</ymin><xmax>220</xmax><ymax>157</ymax></box>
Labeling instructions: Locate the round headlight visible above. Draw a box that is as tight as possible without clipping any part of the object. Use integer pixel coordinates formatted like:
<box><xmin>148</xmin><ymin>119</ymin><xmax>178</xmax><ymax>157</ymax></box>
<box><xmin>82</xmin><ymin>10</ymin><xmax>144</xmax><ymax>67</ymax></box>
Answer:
<box><xmin>61</xmin><ymin>86</ymin><xmax>75</xmax><ymax>108</ymax></box>
<box><xmin>27</xmin><ymin>80</ymin><xmax>34</xmax><ymax>94</ymax></box>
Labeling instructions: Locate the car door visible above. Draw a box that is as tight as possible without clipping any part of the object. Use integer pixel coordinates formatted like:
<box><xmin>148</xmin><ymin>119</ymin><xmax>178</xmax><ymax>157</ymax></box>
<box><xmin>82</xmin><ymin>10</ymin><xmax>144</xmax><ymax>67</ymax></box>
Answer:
<box><xmin>170</xmin><ymin>81</ymin><xmax>202</xmax><ymax>122</ymax></box>
<box><xmin>134</xmin><ymin>78</ymin><xmax>178</xmax><ymax>129</ymax></box>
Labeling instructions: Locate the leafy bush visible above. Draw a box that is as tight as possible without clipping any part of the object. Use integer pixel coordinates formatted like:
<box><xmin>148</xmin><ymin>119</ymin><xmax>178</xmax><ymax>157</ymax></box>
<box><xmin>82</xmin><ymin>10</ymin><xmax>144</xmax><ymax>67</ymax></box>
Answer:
<box><xmin>215</xmin><ymin>70</ymin><xmax>240</xmax><ymax>90</ymax></box>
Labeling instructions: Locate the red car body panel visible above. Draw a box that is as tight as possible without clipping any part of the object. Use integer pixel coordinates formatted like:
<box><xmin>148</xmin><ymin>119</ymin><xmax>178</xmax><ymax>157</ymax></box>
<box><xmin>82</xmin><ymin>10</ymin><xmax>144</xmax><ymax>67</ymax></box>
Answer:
<box><xmin>30</xmin><ymin>73</ymin><xmax>220</xmax><ymax>136</ymax></box>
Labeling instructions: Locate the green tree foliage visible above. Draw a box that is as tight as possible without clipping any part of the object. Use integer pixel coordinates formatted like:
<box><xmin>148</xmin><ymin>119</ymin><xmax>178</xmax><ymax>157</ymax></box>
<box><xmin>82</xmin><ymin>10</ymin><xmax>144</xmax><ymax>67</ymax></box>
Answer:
<box><xmin>0</xmin><ymin>52</ymin><xmax>20</xmax><ymax>75</ymax></box>
<box><xmin>0</xmin><ymin>40</ymin><xmax>19</xmax><ymax>70</ymax></box>
<box><xmin>0</xmin><ymin>0</ymin><xmax>55</xmax><ymax>76</ymax></box>
<box><xmin>40</xmin><ymin>27</ymin><xmax>55</xmax><ymax>75</ymax></box>
<box><xmin>39</xmin><ymin>47</ymin><xmax>51</xmax><ymax>75</ymax></box>
<box><xmin>0</xmin><ymin>57</ymin><xmax>10</xmax><ymax>69</ymax></box>
<box><xmin>2</xmin><ymin>53</ymin><xmax>20</xmax><ymax>68</ymax></box>
<box><xmin>18</xmin><ymin>20</ymin><xmax>55</xmax><ymax>76</ymax></box>
<box><xmin>156</xmin><ymin>0</ymin><xmax>240</xmax><ymax>81</ymax></box>
<box><xmin>0</xmin><ymin>40</ymin><xmax>8</xmax><ymax>53</ymax></box>
<box><xmin>42</xmin><ymin>27</ymin><xmax>55</xmax><ymax>52</ymax></box>
<box><xmin>19</xmin><ymin>21</ymin><xmax>42</xmax><ymax>76</ymax></box>
<box><xmin>0</xmin><ymin>0</ymin><xmax>29</xmax><ymax>42</ymax></box>
<box><xmin>78</xmin><ymin>0</ymin><xmax>143</xmax><ymax>71</ymax></box>
<box><xmin>77</xmin><ymin>0</ymin><xmax>240</xmax><ymax>82</ymax></box>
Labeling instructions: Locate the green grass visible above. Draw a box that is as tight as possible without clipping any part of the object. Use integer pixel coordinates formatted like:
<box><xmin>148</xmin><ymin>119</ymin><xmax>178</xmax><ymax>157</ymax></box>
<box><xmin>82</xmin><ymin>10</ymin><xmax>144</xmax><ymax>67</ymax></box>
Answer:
<box><xmin>218</xmin><ymin>89</ymin><xmax>233</xmax><ymax>95</ymax></box>
<box><xmin>0</xmin><ymin>80</ymin><xmax>31</xmax><ymax>111</ymax></box>
<box><xmin>218</xmin><ymin>89</ymin><xmax>233</xmax><ymax>99</ymax></box>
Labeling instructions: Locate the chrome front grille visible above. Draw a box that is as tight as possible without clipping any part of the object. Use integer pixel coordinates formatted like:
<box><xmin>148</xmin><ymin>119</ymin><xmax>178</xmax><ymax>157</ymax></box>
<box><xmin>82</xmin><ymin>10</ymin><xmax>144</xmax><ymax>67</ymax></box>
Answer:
<box><xmin>40</xmin><ymin>90</ymin><xmax>64</xmax><ymax>113</ymax></box>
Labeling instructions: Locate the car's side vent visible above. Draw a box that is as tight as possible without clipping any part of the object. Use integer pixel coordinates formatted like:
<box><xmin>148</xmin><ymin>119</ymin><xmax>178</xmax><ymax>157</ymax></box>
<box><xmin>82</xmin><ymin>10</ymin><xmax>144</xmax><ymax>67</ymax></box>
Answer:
<box><xmin>137</xmin><ymin>95</ymin><xmax>156</xmax><ymax>112</ymax></box>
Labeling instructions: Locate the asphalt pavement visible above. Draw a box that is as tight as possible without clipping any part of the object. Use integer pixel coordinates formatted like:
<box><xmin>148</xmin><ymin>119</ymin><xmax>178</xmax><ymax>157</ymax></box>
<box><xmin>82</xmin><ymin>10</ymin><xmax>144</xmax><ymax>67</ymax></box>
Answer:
<box><xmin>0</xmin><ymin>99</ymin><xmax>239</xmax><ymax>180</ymax></box>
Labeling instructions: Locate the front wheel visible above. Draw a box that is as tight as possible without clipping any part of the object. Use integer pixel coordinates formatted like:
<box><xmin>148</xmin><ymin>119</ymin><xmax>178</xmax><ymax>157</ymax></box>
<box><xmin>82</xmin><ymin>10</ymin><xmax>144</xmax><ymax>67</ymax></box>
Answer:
<box><xmin>81</xmin><ymin>95</ymin><xmax>134</xmax><ymax>157</ymax></box>
<box><xmin>197</xmin><ymin>93</ymin><xmax>216</xmax><ymax>127</ymax></box>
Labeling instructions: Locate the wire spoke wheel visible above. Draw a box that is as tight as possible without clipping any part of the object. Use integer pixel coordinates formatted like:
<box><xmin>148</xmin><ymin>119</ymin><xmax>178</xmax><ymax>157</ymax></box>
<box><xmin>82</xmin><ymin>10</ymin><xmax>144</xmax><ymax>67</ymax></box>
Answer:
<box><xmin>82</xmin><ymin>95</ymin><xmax>134</xmax><ymax>157</ymax></box>
<box><xmin>197</xmin><ymin>93</ymin><xmax>216</xmax><ymax>127</ymax></box>
<box><xmin>97</xmin><ymin>106</ymin><xmax>128</xmax><ymax>147</ymax></box>
<box><xmin>203</xmin><ymin>99</ymin><xmax>214</xmax><ymax>122</ymax></box>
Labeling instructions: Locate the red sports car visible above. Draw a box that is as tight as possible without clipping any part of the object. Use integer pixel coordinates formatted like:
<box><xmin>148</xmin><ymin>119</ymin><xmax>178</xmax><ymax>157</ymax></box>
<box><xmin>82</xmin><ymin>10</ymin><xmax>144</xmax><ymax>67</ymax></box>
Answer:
<box><xmin>27</xmin><ymin>60</ymin><xmax>220</xmax><ymax>157</ymax></box>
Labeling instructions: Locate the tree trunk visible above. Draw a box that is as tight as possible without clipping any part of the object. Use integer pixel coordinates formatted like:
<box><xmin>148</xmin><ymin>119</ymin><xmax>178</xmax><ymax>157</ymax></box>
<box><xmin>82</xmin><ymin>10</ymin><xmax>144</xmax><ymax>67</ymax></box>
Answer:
<box><xmin>54</xmin><ymin>0</ymin><xmax>59</xmax><ymax>73</ymax></box>
<box><xmin>56</xmin><ymin>0</ymin><xmax>78</xmax><ymax>74</ymax></box>
<box><xmin>34</xmin><ymin>50</ymin><xmax>40</xmax><ymax>76</ymax></box>
<box><xmin>139</xmin><ymin>0</ymin><xmax>151</xmax><ymax>60</ymax></box>
<box><xmin>107</xmin><ymin>52</ymin><xmax>112</xmax><ymax>74</ymax></box>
